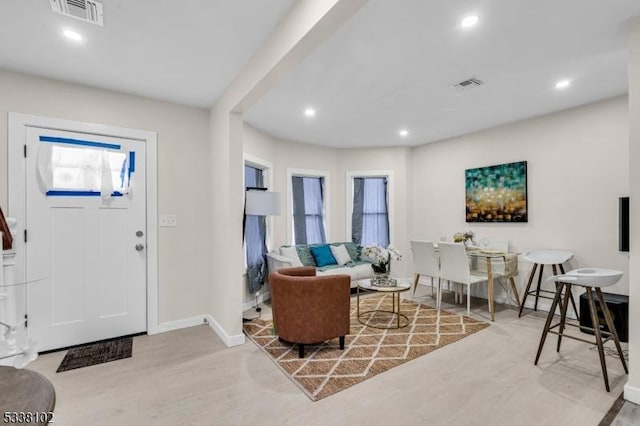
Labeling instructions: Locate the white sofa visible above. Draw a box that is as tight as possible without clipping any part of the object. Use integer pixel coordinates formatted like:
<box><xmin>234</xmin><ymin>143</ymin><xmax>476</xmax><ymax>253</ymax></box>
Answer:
<box><xmin>266</xmin><ymin>243</ymin><xmax>374</xmax><ymax>288</ymax></box>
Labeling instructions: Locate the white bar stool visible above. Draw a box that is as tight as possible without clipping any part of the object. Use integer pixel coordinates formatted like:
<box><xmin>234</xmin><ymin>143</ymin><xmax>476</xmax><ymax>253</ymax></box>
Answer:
<box><xmin>534</xmin><ymin>268</ymin><xmax>628</xmax><ymax>392</ymax></box>
<box><xmin>519</xmin><ymin>250</ymin><xmax>578</xmax><ymax>318</ymax></box>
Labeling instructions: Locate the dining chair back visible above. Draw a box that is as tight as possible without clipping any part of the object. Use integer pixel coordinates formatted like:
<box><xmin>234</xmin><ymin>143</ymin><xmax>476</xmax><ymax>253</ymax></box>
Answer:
<box><xmin>438</xmin><ymin>242</ymin><xmax>490</xmax><ymax>315</ymax></box>
<box><xmin>438</xmin><ymin>242</ymin><xmax>471</xmax><ymax>284</ymax></box>
<box><xmin>410</xmin><ymin>240</ymin><xmax>439</xmax><ymax>298</ymax></box>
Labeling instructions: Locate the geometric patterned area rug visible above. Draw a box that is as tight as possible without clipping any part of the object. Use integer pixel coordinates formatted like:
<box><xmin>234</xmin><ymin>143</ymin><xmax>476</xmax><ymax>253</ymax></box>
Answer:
<box><xmin>56</xmin><ymin>336</ymin><xmax>133</xmax><ymax>373</ymax></box>
<box><xmin>243</xmin><ymin>294</ymin><xmax>489</xmax><ymax>401</ymax></box>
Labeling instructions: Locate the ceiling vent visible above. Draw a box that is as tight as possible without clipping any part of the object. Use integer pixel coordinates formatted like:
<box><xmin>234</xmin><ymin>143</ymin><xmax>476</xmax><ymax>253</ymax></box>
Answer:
<box><xmin>453</xmin><ymin>77</ymin><xmax>484</xmax><ymax>91</ymax></box>
<box><xmin>50</xmin><ymin>0</ymin><xmax>104</xmax><ymax>26</ymax></box>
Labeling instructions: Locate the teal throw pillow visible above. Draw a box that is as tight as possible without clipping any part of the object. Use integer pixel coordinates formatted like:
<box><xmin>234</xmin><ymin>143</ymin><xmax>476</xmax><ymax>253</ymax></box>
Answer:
<box><xmin>295</xmin><ymin>245</ymin><xmax>316</xmax><ymax>266</ymax></box>
<box><xmin>309</xmin><ymin>244</ymin><xmax>338</xmax><ymax>267</ymax></box>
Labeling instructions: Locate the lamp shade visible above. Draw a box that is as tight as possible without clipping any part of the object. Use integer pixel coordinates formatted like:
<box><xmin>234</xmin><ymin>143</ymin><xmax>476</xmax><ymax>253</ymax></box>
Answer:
<box><xmin>245</xmin><ymin>190</ymin><xmax>281</xmax><ymax>216</ymax></box>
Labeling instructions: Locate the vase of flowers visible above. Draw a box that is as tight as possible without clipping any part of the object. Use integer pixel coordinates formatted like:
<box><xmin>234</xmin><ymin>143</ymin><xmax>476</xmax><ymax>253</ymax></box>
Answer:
<box><xmin>362</xmin><ymin>245</ymin><xmax>402</xmax><ymax>286</ymax></box>
<box><xmin>453</xmin><ymin>231</ymin><xmax>475</xmax><ymax>247</ymax></box>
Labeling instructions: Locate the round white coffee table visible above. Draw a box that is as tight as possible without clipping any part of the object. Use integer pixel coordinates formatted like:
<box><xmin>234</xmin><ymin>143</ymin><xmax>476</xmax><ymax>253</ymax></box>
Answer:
<box><xmin>356</xmin><ymin>279</ymin><xmax>411</xmax><ymax>329</ymax></box>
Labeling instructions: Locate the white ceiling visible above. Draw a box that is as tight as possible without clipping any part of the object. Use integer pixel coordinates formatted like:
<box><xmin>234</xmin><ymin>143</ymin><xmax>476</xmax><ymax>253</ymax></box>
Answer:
<box><xmin>244</xmin><ymin>0</ymin><xmax>640</xmax><ymax>148</ymax></box>
<box><xmin>0</xmin><ymin>0</ymin><xmax>294</xmax><ymax>107</ymax></box>
<box><xmin>2</xmin><ymin>1</ymin><xmax>639</xmax><ymax>149</ymax></box>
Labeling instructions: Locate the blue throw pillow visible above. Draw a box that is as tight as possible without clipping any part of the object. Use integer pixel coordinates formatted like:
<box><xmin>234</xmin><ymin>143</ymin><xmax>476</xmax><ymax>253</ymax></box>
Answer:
<box><xmin>309</xmin><ymin>244</ymin><xmax>338</xmax><ymax>267</ymax></box>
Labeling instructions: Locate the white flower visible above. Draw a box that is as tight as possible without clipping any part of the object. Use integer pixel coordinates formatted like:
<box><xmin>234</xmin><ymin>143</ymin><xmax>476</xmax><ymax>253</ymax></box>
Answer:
<box><xmin>387</xmin><ymin>246</ymin><xmax>402</xmax><ymax>261</ymax></box>
<box><xmin>362</xmin><ymin>245</ymin><xmax>402</xmax><ymax>264</ymax></box>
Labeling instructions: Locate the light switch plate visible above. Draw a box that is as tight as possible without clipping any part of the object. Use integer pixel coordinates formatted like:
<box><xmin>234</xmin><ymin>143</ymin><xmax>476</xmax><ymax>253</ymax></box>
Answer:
<box><xmin>159</xmin><ymin>214</ymin><xmax>177</xmax><ymax>227</ymax></box>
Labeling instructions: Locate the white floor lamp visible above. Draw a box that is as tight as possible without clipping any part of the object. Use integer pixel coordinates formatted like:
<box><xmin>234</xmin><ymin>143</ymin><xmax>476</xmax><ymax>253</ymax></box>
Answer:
<box><xmin>244</xmin><ymin>188</ymin><xmax>281</xmax><ymax>320</ymax></box>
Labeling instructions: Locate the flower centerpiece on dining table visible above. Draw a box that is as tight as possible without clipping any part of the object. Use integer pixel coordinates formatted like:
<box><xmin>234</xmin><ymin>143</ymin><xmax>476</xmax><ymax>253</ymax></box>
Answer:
<box><xmin>361</xmin><ymin>245</ymin><xmax>402</xmax><ymax>286</ymax></box>
<box><xmin>453</xmin><ymin>231</ymin><xmax>475</xmax><ymax>246</ymax></box>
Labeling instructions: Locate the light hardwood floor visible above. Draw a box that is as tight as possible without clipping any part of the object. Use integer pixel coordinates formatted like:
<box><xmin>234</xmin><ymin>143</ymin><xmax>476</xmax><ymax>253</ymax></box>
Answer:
<box><xmin>28</xmin><ymin>288</ymin><xmax>630</xmax><ymax>426</ymax></box>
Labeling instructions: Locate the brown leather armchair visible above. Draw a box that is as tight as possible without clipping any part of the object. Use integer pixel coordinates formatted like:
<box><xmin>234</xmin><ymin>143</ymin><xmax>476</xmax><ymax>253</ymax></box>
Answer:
<box><xmin>269</xmin><ymin>266</ymin><xmax>351</xmax><ymax>358</ymax></box>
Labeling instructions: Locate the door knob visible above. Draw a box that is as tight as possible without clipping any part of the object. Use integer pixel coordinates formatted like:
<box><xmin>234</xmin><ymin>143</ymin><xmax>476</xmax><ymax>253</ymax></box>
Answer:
<box><xmin>135</xmin><ymin>243</ymin><xmax>145</xmax><ymax>252</ymax></box>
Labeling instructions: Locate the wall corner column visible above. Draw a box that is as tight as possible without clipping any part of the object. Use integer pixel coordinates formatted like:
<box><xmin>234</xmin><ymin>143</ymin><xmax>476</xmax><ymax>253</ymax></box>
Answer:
<box><xmin>624</xmin><ymin>16</ymin><xmax>640</xmax><ymax>404</ymax></box>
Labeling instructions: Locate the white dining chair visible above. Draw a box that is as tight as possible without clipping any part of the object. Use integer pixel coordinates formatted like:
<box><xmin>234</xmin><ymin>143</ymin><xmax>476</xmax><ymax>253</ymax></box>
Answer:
<box><xmin>410</xmin><ymin>240</ymin><xmax>439</xmax><ymax>300</ymax></box>
<box><xmin>438</xmin><ymin>242</ymin><xmax>498</xmax><ymax>316</ymax></box>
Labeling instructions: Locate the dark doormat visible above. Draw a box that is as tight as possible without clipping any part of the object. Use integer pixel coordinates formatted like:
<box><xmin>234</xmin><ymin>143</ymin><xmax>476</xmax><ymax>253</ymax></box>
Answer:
<box><xmin>56</xmin><ymin>336</ymin><xmax>133</xmax><ymax>373</ymax></box>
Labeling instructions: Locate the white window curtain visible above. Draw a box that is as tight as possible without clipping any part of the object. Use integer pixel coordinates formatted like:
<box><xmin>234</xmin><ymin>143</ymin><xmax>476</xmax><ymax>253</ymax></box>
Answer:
<box><xmin>352</xmin><ymin>177</ymin><xmax>389</xmax><ymax>247</ymax></box>
<box><xmin>244</xmin><ymin>166</ymin><xmax>267</xmax><ymax>294</ymax></box>
<box><xmin>291</xmin><ymin>176</ymin><xmax>326</xmax><ymax>245</ymax></box>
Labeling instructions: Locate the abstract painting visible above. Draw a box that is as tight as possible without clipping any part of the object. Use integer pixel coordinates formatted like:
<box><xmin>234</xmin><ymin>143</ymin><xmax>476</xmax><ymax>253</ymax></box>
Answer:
<box><xmin>465</xmin><ymin>161</ymin><xmax>527</xmax><ymax>222</ymax></box>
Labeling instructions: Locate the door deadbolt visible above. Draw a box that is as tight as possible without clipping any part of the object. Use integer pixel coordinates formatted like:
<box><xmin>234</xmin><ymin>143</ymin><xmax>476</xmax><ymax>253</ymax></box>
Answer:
<box><xmin>136</xmin><ymin>231</ymin><xmax>144</xmax><ymax>237</ymax></box>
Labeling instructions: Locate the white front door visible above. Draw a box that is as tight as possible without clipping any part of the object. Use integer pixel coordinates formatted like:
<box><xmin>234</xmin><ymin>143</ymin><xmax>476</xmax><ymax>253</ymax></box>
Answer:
<box><xmin>25</xmin><ymin>127</ymin><xmax>147</xmax><ymax>351</ymax></box>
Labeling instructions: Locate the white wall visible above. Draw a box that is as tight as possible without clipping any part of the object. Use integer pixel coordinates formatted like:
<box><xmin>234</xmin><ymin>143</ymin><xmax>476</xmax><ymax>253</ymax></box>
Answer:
<box><xmin>625</xmin><ymin>17</ymin><xmax>640</xmax><ymax>404</ymax></box>
<box><xmin>0</xmin><ymin>70</ymin><xmax>212</xmax><ymax>324</ymax></box>
<box><xmin>410</xmin><ymin>96</ymin><xmax>629</xmax><ymax>304</ymax></box>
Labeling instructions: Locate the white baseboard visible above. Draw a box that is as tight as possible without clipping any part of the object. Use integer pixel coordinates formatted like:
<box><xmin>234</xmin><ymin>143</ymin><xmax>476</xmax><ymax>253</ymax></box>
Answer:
<box><xmin>147</xmin><ymin>314</ymin><xmax>245</xmax><ymax>348</ymax></box>
<box><xmin>624</xmin><ymin>383</ymin><xmax>640</xmax><ymax>404</ymax></box>
<box><xmin>148</xmin><ymin>315</ymin><xmax>207</xmax><ymax>335</ymax></box>
<box><xmin>205</xmin><ymin>314</ymin><xmax>245</xmax><ymax>347</ymax></box>
<box><xmin>242</xmin><ymin>290</ymin><xmax>271</xmax><ymax>312</ymax></box>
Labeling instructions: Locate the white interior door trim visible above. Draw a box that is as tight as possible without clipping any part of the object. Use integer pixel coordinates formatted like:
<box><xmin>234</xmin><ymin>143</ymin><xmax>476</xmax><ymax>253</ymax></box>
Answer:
<box><xmin>7</xmin><ymin>113</ymin><xmax>161</xmax><ymax>335</ymax></box>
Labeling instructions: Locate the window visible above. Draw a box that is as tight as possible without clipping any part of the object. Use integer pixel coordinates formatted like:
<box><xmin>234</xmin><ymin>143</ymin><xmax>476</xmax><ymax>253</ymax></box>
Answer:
<box><xmin>351</xmin><ymin>176</ymin><xmax>389</xmax><ymax>247</ymax></box>
<box><xmin>50</xmin><ymin>146</ymin><xmax>128</xmax><ymax>192</ymax></box>
<box><xmin>37</xmin><ymin>136</ymin><xmax>134</xmax><ymax>197</ymax></box>
<box><xmin>244</xmin><ymin>165</ymin><xmax>267</xmax><ymax>294</ymax></box>
<box><xmin>291</xmin><ymin>176</ymin><xmax>327</xmax><ymax>245</ymax></box>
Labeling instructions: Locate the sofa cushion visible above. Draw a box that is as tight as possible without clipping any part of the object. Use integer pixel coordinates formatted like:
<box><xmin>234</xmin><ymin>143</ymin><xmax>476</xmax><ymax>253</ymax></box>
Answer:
<box><xmin>330</xmin><ymin>244</ymin><xmax>352</xmax><ymax>265</ymax></box>
<box><xmin>317</xmin><ymin>262</ymin><xmax>373</xmax><ymax>282</ymax></box>
<box><xmin>309</xmin><ymin>244</ymin><xmax>338</xmax><ymax>267</ymax></box>
<box><xmin>295</xmin><ymin>246</ymin><xmax>316</xmax><ymax>267</ymax></box>
<box><xmin>279</xmin><ymin>246</ymin><xmax>303</xmax><ymax>267</ymax></box>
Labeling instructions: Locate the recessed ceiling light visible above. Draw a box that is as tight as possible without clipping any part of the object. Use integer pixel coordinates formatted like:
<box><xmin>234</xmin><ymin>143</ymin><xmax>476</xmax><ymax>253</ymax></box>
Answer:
<box><xmin>62</xmin><ymin>29</ymin><xmax>83</xmax><ymax>42</ymax></box>
<box><xmin>460</xmin><ymin>15</ymin><xmax>479</xmax><ymax>28</ymax></box>
<box><xmin>304</xmin><ymin>107</ymin><xmax>316</xmax><ymax>117</ymax></box>
<box><xmin>399</xmin><ymin>129</ymin><xmax>409</xmax><ymax>137</ymax></box>
<box><xmin>555</xmin><ymin>79</ymin><xmax>572</xmax><ymax>89</ymax></box>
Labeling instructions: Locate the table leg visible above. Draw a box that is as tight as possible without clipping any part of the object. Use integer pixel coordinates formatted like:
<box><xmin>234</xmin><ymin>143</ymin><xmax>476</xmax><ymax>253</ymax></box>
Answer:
<box><xmin>586</xmin><ymin>287</ymin><xmax>610</xmax><ymax>392</ymax></box>
<box><xmin>412</xmin><ymin>273</ymin><xmax>420</xmax><ymax>298</ymax></box>
<box><xmin>560</xmin><ymin>263</ymin><xmax>580</xmax><ymax>321</ymax></box>
<box><xmin>487</xmin><ymin>257</ymin><xmax>495</xmax><ymax>321</ymax></box>
<box><xmin>396</xmin><ymin>292</ymin><xmax>400</xmax><ymax>328</ymax></box>
<box><xmin>534</xmin><ymin>264</ymin><xmax>545</xmax><ymax>311</ymax></box>
<box><xmin>519</xmin><ymin>263</ymin><xmax>538</xmax><ymax>317</ymax></box>
<box><xmin>552</xmin><ymin>265</ymin><xmax>559</xmax><ymax>315</ymax></box>
<box><xmin>556</xmin><ymin>282</ymin><xmax>571</xmax><ymax>352</ymax></box>
<box><xmin>357</xmin><ymin>286</ymin><xmax>360</xmax><ymax>318</ymax></box>
<box><xmin>509</xmin><ymin>277</ymin><xmax>521</xmax><ymax>307</ymax></box>
<box><xmin>535</xmin><ymin>282</ymin><xmax>565</xmax><ymax>365</ymax></box>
